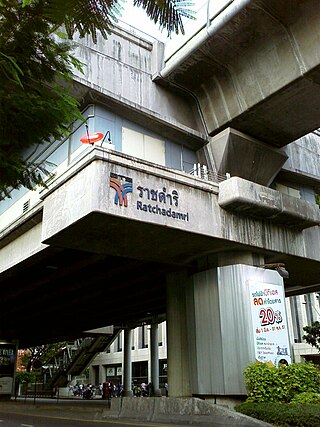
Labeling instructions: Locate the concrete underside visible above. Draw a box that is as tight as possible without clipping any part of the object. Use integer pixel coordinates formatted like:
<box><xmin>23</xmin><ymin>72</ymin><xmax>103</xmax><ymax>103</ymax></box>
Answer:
<box><xmin>2</xmin><ymin>2</ymin><xmax>320</xmax><ymax>348</ymax></box>
<box><xmin>0</xmin><ymin>211</ymin><xmax>248</xmax><ymax>346</ymax></box>
<box><xmin>2</xmin><ymin>206</ymin><xmax>320</xmax><ymax>347</ymax></box>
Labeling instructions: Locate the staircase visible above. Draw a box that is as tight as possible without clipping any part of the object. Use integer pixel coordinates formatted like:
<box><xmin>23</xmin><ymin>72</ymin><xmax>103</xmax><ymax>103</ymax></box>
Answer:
<box><xmin>50</xmin><ymin>326</ymin><xmax>122</xmax><ymax>387</ymax></box>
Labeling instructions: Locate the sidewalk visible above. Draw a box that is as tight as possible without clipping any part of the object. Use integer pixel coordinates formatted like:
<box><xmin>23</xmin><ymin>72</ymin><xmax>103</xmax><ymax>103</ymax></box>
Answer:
<box><xmin>0</xmin><ymin>397</ymin><xmax>274</xmax><ymax>426</ymax></box>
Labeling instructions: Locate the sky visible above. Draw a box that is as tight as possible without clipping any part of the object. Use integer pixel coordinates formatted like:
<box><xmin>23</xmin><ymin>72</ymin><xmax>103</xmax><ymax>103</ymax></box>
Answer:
<box><xmin>118</xmin><ymin>0</ymin><xmax>210</xmax><ymax>43</ymax></box>
<box><xmin>117</xmin><ymin>0</ymin><xmax>231</xmax><ymax>59</ymax></box>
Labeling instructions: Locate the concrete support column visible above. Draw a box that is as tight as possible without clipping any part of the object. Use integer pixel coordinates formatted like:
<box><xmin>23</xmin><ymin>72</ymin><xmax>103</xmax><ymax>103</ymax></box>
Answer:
<box><xmin>166</xmin><ymin>270</ymin><xmax>192</xmax><ymax>397</ymax></box>
<box><xmin>99</xmin><ymin>363</ymin><xmax>104</xmax><ymax>385</ymax></box>
<box><xmin>190</xmin><ymin>255</ymin><xmax>288</xmax><ymax>399</ymax></box>
<box><xmin>122</xmin><ymin>327</ymin><xmax>133</xmax><ymax>397</ymax></box>
<box><xmin>150</xmin><ymin>318</ymin><xmax>161</xmax><ymax>396</ymax></box>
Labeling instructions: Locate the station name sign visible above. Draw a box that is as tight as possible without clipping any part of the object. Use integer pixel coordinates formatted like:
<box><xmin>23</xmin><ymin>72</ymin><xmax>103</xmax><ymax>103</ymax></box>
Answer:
<box><xmin>110</xmin><ymin>172</ymin><xmax>189</xmax><ymax>222</ymax></box>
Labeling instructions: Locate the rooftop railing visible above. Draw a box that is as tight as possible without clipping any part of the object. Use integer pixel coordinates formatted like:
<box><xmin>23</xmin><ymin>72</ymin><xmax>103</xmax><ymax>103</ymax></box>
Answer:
<box><xmin>188</xmin><ymin>163</ymin><xmax>230</xmax><ymax>183</ymax></box>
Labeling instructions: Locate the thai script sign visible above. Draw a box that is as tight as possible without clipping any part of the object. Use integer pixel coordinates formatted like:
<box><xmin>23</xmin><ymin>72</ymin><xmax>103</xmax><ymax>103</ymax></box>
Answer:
<box><xmin>110</xmin><ymin>173</ymin><xmax>190</xmax><ymax>222</ymax></box>
<box><xmin>249</xmin><ymin>282</ymin><xmax>291</xmax><ymax>366</ymax></box>
<box><xmin>136</xmin><ymin>185</ymin><xmax>189</xmax><ymax>222</ymax></box>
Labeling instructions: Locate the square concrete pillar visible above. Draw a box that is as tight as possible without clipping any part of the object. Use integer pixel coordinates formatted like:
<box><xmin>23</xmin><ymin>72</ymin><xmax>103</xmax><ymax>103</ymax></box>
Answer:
<box><xmin>166</xmin><ymin>271</ymin><xmax>192</xmax><ymax>397</ymax></box>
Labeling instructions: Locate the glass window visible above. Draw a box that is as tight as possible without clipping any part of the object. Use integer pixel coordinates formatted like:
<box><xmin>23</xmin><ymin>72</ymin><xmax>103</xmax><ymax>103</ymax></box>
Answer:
<box><xmin>122</xmin><ymin>127</ymin><xmax>165</xmax><ymax>165</ymax></box>
<box><xmin>0</xmin><ymin>187</ymin><xmax>29</xmax><ymax>215</ymax></box>
<box><xmin>182</xmin><ymin>146</ymin><xmax>198</xmax><ymax>173</ymax></box>
<box><xmin>46</xmin><ymin>140</ymin><xmax>69</xmax><ymax>172</ymax></box>
<box><xmin>144</xmin><ymin>134</ymin><xmax>165</xmax><ymax>164</ymax></box>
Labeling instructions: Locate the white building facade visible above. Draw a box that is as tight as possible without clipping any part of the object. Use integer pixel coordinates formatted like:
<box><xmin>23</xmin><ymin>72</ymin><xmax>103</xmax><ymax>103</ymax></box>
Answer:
<box><xmin>87</xmin><ymin>292</ymin><xmax>320</xmax><ymax>392</ymax></box>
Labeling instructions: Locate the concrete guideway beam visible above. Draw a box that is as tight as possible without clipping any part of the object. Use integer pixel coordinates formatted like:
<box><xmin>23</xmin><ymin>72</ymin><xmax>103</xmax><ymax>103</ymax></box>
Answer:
<box><xmin>204</xmin><ymin>128</ymin><xmax>289</xmax><ymax>186</ymax></box>
<box><xmin>218</xmin><ymin>176</ymin><xmax>320</xmax><ymax>229</ymax></box>
<box><xmin>156</xmin><ymin>0</ymin><xmax>320</xmax><ymax>146</ymax></box>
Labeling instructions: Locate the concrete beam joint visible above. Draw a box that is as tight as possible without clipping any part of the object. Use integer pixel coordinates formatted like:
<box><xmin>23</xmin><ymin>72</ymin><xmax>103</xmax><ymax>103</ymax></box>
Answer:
<box><xmin>218</xmin><ymin>177</ymin><xmax>320</xmax><ymax>229</ymax></box>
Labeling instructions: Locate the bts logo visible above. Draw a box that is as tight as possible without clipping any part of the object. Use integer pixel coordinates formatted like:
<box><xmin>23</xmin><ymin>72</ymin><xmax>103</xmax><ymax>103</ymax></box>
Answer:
<box><xmin>109</xmin><ymin>173</ymin><xmax>133</xmax><ymax>207</ymax></box>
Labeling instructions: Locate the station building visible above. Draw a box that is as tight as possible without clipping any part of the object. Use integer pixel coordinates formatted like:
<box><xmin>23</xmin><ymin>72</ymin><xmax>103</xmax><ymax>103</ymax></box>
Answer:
<box><xmin>1</xmin><ymin>0</ymin><xmax>320</xmax><ymax>402</ymax></box>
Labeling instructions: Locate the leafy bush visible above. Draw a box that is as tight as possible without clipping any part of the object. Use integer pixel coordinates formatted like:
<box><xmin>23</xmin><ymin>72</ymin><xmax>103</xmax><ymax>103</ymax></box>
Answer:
<box><xmin>236</xmin><ymin>402</ymin><xmax>320</xmax><ymax>427</ymax></box>
<box><xmin>243</xmin><ymin>362</ymin><xmax>320</xmax><ymax>403</ymax></box>
<box><xmin>303</xmin><ymin>321</ymin><xmax>320</xmax><ymax>351</ymax></box>
<box><xmin>15</xmin><ymin>371</ymin><xmax>36</xmax><ymax>384</ymax></box>
<box><xmin>237</xmin><ymin>362</ymin><xmax>320</xmax><ymax>425</ymax></box>
<box><xmin>291</xmin><ymin>392</ymin><xmax>320</xmax><ymax>404</ymax></box>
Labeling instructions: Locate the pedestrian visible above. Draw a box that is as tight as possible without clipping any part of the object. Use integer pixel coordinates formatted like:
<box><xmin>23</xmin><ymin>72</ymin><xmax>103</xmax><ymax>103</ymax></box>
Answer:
<box><xmin>147</xmin><ymin>382</ymin><xmax>154</xmax><ymax>397</ymax></box>
<box><xmin>107</xmin><ymin>380</ymin><xmax>114</xmax><ymax>398</ymax></box>
<box><xmin>78</xmin><ymin>383</ymin><xmax>83</xmax><ymax>397</ymax></box>
<box><xmin>68</xmin><ymin>383</ymin><xmax>74</xmax><ymax>397</ymax></box>
<box><xmin>116</xmin><ymin>382</ymin><xmax>122</xmax><ymax>397</ymax></box>
<box><xmin>102</xmin><ymin>380</ymin><xmax>109</xmax><ymax>400</ymax></box>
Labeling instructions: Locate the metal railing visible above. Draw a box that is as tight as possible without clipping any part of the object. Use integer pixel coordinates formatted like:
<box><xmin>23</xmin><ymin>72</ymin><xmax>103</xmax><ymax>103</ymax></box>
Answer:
<box><xmin>187</xmin><ymin>163</ymin><xmax>230</xmax><ymax>183</ymax></box>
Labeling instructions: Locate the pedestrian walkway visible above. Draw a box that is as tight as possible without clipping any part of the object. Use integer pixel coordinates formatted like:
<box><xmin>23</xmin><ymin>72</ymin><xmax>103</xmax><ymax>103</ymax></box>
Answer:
<box><xmin>0</xmin><ymin>398</ymin><xmax>107</xmax><ymax>421</ymax></box>
<box><xmin>0</xmin><ymin>397</ymin><xmax>274</xmax><ymax>426</ymax></box>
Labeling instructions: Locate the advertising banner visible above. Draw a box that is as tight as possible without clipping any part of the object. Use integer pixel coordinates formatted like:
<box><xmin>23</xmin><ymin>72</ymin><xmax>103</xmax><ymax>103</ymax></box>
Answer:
<box><xmin>249</xmin><ymin>282</ymin><xmax>291</xmax><ymax>366</ymax></box>
<box><xmin>0</xmin><ymin>342</ymin><xmax>17</xmax><ymax>395</ymax></box>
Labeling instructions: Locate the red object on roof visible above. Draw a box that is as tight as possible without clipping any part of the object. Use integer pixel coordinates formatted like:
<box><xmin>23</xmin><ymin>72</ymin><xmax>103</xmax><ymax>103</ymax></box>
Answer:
<box><xmin>80</xmin><ymin>132</ymin><xmax>104</xmax><ymax>144</ymax></box>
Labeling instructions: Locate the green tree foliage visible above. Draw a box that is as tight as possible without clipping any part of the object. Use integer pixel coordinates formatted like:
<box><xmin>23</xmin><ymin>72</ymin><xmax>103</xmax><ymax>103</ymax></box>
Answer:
<box><xmin>0</xmin><ymin>0</ymin><xmax>83</xmax><ymax>199</ymax></box>
<box><xmin>303</xmin><ymin>321</ymin><xmax>320</xmax><ymax>351</ymax></box>
<box><xmin>15</xmin><ymin>371</ymin><xmax>36</xmax><ymax>384</ymax></box>
<box><xmin>243</xmin><ymin>361</ymin><xmax>320</xmax><ymax>403</ymax></box>
<box><xmin>0</xmin><ymin>0</ymin><xmax>194</xmax><ymax>200</ymax></box>
<box><xmin>19</xmin><ymin>342</ymin><xmax>68</xmax><ymax>372</ymax></box>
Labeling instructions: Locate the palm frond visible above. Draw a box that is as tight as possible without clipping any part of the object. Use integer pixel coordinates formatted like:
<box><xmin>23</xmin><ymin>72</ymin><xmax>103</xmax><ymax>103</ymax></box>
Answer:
<box><xmin>44</xmin><ymin>0</ymin><xmax>194</xmax><ymax>41</ymax></box>
<box><xmin>132</xmin><ymin>0</ymin><xmax>195</xmax><ymax>35</ymax></box>
<box><xmin>45</xmin><ymin>0</ymin><xmax>124</xmax><ymax>43</ymax></box>
<box><xmin>0</xmin><ymin>52</ymin><xmax>24</xmax><ymax>86</ymax></box>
